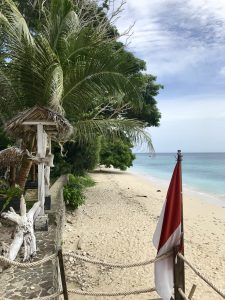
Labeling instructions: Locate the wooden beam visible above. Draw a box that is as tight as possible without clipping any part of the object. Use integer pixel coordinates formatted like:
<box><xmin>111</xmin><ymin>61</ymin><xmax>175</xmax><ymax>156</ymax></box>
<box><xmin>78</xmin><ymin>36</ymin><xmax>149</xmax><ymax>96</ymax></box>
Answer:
<box><xmin>188</xmin><ymin>285</ymin><xmax>197</xmax><ymax>299</ymax></box>
<box><xmin>37</xmin><ymin>124</ymin><xmax>46</xmax><ymax>215</ymax></box>
<box><xmin>58</xmin><ymin>249</ymin><xmax>69</xmax><ymax>300</ymax></box>
<box><xmin>22</xmin><ymin>121</ymin><xmax>57</xmax><ymax>126</ymax></box>
<box><xmin>174</xmin><ymin>247</ymin><xmax>185</xmax><ymax>300</ymax></box>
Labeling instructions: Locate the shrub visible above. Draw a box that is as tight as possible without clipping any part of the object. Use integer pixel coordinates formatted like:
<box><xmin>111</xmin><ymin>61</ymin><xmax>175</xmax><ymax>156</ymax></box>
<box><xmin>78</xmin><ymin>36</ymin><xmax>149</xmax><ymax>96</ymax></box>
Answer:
<box><xmin>63</xmin><ymin>185</ymin><xmax>85</xmax><ymax>210</ymax></box>
<box><xmin>100</xmin><ymin>137</ymin><xmax>136</xmax><ymax>171</ymax></box>
<box><xmin>63</xmin><ymin>138</ymin><xmax>101</xmax><ymax>175</ymax></box>
<box><xmin>63</xmin><ymin>174</ymin><xmax>95</xmax><ymax>210</ymax></box>
<box><xmin>0</xmin><ymin>181</ymin><xmax>22</xmax><ymax>213</ymax></box>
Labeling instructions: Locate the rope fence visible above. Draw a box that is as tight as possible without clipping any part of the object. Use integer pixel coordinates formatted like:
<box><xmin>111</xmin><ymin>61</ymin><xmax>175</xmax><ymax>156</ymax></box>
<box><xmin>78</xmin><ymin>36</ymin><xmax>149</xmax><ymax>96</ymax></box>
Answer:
<box><xmin>0</xmin><ymin>253</ymin><xmax>57</xmax><ymax>268</ymax></box>
<box><xmin>1</xmin><ymin>249</ymin><xmax>225</xmax><ymax>299</ymax></box>
<box><xmin>67</xmin><ymin>287</ymin><xmax>156</xmax><ymax>296</ymax></box>
<box><xmin>63</xmin><ymin>250</ymin><xmax>172</xmax><ymax>268</ymax></box>
<box><xmin>178</xmin><ymin>253</ymin><xmax>225</xmax><ymax>299</ymax></box>
<box><xmin>0</xmin><ymin>291</ymin><xmax>63</xmax><ymax>300</ymax></box>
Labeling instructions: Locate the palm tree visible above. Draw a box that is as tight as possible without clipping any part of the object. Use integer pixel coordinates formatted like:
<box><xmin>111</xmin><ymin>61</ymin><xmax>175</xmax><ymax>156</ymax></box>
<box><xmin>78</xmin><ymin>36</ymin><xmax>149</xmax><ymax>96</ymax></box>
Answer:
<box><xmin>0</xmin><ymin>0</ymin><xmax>152</xmax><ymax>188</ymax></box>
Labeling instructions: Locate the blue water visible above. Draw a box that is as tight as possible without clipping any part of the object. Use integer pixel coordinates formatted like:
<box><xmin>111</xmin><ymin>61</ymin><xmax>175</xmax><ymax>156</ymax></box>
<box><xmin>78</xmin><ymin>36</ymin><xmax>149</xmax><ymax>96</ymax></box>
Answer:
<box><xmin>131</xmin><ymin>153</ymin><xmax>225</xmax><ymax>204</ymax></box>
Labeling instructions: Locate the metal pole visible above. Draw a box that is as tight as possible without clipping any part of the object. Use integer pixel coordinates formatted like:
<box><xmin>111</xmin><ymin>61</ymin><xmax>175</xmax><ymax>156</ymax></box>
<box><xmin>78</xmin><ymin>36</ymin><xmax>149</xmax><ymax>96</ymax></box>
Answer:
<box><xmin>58</xmin><ymin>249</ymin><xmax>69</xmax><ymax>300</ymax></box>
<box><xmin>173</xmin><ymin>150</ymin><xmax>185</xmax><ymax>300</ymax></box>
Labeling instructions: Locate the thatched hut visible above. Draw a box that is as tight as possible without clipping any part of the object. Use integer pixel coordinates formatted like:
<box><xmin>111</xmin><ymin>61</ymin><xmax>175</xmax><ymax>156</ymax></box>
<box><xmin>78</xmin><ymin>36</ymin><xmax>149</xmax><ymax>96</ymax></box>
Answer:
<box><xmin>6</xmin><ymin>106</ymin><xmax>73</xmax><ymax>142</ymax></box>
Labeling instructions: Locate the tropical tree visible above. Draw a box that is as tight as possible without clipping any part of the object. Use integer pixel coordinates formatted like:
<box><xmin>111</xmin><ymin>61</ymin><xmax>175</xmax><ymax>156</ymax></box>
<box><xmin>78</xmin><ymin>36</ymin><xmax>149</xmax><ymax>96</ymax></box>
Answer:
<box><xmin>100</xmin><ymin>137</ymin><xmax>135</xmax><ymax>171</ymax></box>
<box><xmin>0</xmin><ymin>0</ymin><xmax>156</xmax><ymax>188</ymax></box>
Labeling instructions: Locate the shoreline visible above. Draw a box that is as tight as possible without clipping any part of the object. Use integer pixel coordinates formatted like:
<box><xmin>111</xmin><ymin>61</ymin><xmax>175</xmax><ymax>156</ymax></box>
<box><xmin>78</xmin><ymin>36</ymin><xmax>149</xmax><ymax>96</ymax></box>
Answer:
<box><xmin>130</xmin><ymin>167</ymin><xmax>225</xmax><ymax>207</ymax></box>
<box><xmin>63</xmin><ymin>169</ymin><xmax>225</xmax><ymax>300</ymax></box>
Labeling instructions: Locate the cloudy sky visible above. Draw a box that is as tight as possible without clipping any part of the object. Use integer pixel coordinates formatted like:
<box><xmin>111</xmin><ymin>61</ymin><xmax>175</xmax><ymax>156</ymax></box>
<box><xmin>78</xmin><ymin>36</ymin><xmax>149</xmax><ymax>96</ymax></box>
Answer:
<box><xmin>115</xmin><ymin>0</ymin><xmax>225</xmax><ymax>152</ymax></box>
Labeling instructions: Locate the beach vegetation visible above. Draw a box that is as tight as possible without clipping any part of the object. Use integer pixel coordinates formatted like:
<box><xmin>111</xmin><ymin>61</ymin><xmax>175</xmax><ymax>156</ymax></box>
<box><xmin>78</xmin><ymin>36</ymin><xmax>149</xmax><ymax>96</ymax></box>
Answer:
<box><xmin>62</xmin><ymin>137</ymin><xmax>101</xmax><ymax>175</ymax></box>
<box><xmin>100</xmin><ymin>137</ymin><xmax>135</xmax><ymax>171</ymax></box>
<box><xmin>63</xmin><ymin>173</ymin><xmax>95</xmax><ymax>210</ymax></box>
<box><xmin>0</xmin><ymin>179</ymin><xmax>22</xmax><ymax>213</ymax></box>
<box><xmin>0</xmin><ymin>0</ymin><xmax>162</xmax><ymax>187</ymax></box>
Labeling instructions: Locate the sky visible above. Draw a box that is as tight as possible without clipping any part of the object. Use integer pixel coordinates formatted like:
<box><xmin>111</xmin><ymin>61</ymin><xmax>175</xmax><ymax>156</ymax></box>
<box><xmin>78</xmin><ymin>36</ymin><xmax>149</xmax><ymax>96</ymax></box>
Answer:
<box><xmin>114</xmin><ymin>0</ymin><xmax>225</xmax><ymax>152</ymax></box>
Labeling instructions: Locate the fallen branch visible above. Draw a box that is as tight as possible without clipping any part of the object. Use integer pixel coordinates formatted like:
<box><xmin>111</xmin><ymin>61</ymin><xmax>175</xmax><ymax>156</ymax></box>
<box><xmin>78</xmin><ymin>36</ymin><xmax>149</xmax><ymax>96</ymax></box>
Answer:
<box><xmin>0</xmin><ymin>195</ymin><xmax>40</xmax><ymax>271</ymax></box>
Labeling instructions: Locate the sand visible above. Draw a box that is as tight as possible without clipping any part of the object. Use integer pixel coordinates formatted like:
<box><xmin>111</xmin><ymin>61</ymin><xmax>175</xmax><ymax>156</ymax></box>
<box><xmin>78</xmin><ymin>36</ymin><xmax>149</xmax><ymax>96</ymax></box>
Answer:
<box><xmin>63</xmin><ymin>169</ymin><xmax>225</xmax><ymax>300</ymax></box>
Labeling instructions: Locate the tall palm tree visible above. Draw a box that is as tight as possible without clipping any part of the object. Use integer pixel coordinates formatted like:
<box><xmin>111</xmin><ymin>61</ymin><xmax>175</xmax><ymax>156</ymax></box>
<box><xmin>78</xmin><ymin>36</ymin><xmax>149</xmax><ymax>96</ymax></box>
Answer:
<box><xmin>0</xmin><ymin>0</ymin><xmax>152</xmax><ymax>187</ymax></box>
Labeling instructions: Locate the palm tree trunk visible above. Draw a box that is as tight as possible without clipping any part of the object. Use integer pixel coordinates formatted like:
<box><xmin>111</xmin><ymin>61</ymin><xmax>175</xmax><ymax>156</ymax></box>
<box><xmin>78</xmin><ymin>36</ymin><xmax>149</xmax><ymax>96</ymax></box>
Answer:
<box><xmin>16</xmin><ymin>137</ymin><xmax>35</xmax><ymax>190</ymax></box>
<box><xmin>16</xmin><ymin>157</ymin><xmax>33</xmax><ymax>190</ymax></box>
<box><xmin>9</xmin><ymin>166</ymin><xmax>16</xmax><ymax>187</ymax></box>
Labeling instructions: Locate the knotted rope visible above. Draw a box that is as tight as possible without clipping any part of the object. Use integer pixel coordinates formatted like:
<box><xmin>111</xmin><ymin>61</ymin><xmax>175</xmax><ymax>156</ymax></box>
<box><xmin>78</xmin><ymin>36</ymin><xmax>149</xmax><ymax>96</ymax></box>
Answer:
<box><xmin>178</xmin><ymin>253</ymin><xmax>225</xmax><ymax>299</ymax></box>
<box><xmin>68</xmin><ymin>287</ymin><xmax>155</xmax><ymax>296</ymax></box>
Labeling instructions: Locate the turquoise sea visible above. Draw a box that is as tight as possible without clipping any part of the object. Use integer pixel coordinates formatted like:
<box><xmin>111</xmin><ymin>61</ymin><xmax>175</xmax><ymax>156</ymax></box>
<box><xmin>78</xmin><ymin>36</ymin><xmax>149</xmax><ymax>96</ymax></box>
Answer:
<box><xmin>131</xmin><ymin>153</ymin><xmax>225</xmax><ymax>206</ymax></box>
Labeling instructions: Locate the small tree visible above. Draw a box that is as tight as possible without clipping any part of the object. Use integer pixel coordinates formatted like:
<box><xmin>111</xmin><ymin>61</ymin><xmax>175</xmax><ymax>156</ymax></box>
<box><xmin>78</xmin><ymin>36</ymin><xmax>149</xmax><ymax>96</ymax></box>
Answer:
<box><xmin>100</xmin><ymin>137</ymin><xmax>135</xmax><ymax>171</ymax></box>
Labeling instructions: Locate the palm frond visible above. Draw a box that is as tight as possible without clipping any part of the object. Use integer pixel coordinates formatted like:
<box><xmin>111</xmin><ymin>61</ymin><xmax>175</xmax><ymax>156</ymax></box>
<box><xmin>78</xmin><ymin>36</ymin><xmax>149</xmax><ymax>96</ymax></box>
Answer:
<box><xmin>0</xmin><ymin>0</ymin><xmax>34</xmax><ymax>46</ymax></box>
<box><xmin>62</xmin><ymin>50</ymin><xmax>142</xmax><ymax>115</ymax></box>
<box><xmin>73</xmin><ymin>118</ymin><xmax>153</xmax><ymax>151</ymax></box>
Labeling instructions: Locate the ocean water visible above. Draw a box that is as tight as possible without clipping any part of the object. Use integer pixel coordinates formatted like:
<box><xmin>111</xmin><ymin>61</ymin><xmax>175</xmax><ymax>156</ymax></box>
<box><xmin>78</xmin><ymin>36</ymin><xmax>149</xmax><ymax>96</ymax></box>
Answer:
<box><xmin>131</xmin><ymin>153</ymin><xmax>225</xmax><ymax>205</ymax></box>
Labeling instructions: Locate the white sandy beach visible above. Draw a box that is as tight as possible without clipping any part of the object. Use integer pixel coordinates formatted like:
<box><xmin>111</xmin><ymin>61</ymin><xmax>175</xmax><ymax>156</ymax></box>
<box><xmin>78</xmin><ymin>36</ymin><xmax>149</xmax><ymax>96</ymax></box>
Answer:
<box><xmin>63</xmin><ymin>169</ymin><xmax>225</xmax><ymax>300</ymax></box>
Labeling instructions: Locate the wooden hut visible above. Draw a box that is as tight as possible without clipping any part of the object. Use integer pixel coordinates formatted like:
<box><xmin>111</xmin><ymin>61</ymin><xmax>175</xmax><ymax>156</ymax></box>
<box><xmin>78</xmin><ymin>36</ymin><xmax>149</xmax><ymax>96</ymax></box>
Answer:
<box><xmin>5</xmin><ymin>106</ymin><xmax>73</xmax><ymax>220</ymax></box>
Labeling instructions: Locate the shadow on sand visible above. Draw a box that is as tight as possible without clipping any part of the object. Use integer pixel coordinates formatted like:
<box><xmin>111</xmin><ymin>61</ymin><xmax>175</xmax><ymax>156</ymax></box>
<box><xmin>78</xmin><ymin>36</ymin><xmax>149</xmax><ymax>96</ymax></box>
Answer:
<box><xmin>91</xmin><ymin>169</ymin><xmax>128</xmax><ymax>175</ymax></box>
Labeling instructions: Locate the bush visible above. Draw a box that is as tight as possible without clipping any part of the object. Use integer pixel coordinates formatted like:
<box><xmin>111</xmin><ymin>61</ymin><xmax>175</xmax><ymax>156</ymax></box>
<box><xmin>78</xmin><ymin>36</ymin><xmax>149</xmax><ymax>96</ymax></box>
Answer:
<box><xmin>63</xmin><ymin>186</ymin><xmax>85</xmax><ymax>210</ymax></box>
<box><xmin>100</xmin><ymin>137</ymin><xmax>136</xmax><ymax>171</ymax></box>
<box><xmin>50</xmin><ymin>151</ymin><xmax>72</xmax><ymax>179</ymax></box>
<box><xmin>68</xmin><ymin>174</ymin><xmax>95</xmax><ymax>188</ymax></box>
<box><xmin>63</xmin><ymin>174</ymin><xmax>95</xmax><ymax>210</ymax></box>
<box><xmin>64</xmin><ymin>138</ymin><xmax>101</xmax><ymax>175</ymax></box>
<box><xmin>51</xmin><ymin>138</ymin><xmax>101</xmax><ymax>177</ymax></box>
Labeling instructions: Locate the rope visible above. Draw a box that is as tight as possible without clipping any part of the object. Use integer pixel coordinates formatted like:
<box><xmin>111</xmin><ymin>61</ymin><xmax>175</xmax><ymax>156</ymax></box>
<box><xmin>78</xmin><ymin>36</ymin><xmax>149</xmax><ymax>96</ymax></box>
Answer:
<box><xmin>178</xmin><ymin>253</ymin><xmax>225</xmax><ymax>299</ymax></box>
<box><xmin>0</xmin><ymin>291</ymin><xmax>63</xmax><ymax>300</ymax></box>
<box><xmin>0</xmin><ymin>253</ymin><xmax>57</xmax><ymax>268</ymax></box>
<box><xmin>68</xmin><ymin>287</ymin><xmax>155</xmax><ymax>296</ymax></box>
<box><xmin>63</xmin><ymin>251</ymin><xmax>172</xmax><ymax>268</ymax></box>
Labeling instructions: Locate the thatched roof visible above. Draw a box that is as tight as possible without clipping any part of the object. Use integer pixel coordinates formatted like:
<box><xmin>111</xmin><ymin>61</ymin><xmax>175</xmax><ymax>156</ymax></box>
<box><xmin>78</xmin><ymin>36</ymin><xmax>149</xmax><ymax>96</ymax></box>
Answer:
<box><xmin>6</xmin><ymin>106</ymin><xmax>73</xmax><ymax>142</ymax></box>
<box><xmin>0</xmin><ymin>147</ymin><xmax>23</xmax><ymax>168</ymax></box>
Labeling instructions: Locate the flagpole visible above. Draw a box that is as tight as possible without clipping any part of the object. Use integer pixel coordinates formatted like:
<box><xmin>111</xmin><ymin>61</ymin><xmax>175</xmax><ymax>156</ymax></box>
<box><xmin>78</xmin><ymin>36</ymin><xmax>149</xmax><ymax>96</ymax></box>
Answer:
<box><xmin>173</xmin><ymin>150</ymin><xmax>185</xmax><ymax>300</ymax></box>
<box><xmin>177</xmin><ymin>149</ymin><xmax>184</xmax><ymax>252</ymax></box>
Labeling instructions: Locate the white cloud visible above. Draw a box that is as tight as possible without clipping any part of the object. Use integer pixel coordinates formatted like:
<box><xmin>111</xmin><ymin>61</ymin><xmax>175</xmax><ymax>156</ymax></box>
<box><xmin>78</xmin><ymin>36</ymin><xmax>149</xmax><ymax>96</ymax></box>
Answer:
<box><xmin>115</xmin><ymin>0</ymin><xmax>225</xmax><ymax>77</ymax></box>
<box><xmin>113</xmin><ymin>1</ymin><xmax>225</xmax><ymax>152</ymax></box>
<box><xmin>219</xmin><ymin>66</ymin><xmax>225</xmax><ymax>77</ymax></box>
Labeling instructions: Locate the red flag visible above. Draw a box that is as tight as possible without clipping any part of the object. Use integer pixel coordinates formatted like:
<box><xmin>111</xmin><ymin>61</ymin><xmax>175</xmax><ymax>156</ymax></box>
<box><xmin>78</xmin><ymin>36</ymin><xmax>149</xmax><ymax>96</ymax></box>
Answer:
<box><xmin>153</xmin><ymin>160</ymin><xmax>183</xmax><ymax>300</ymax></box>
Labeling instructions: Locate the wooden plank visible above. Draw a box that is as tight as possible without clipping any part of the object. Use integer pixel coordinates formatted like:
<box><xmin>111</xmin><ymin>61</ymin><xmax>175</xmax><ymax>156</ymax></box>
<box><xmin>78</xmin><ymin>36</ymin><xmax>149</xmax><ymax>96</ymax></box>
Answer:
<box><xmin>188</xmin><ymin>284</ymin><xmax>197</xmax><ymax>299</ymax></box>
<box><xmin>37</xmin><ymin>124</ymin><xmax>46</xmax><ymax>215</ymax></box>
<box><xmin>58</xmin><ymin>249</ymin><xmax>69</xmax><ymax>300</ymax></box>
<box><xmin>174</xmin><ymin>247</ymin><xmax>185</xmax><ymax>300</ymax></box>
<box><xmin>22</xmin><ymin>121</ymin><xmax>57</xmax><ymax>125</ymax></box>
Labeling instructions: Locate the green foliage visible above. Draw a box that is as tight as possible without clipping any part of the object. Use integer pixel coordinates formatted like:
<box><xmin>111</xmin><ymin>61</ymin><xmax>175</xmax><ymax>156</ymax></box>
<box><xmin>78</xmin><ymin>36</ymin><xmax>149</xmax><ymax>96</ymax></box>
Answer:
<box><xmin>63</xmin><ymin>173</ymin><xmax>95</xmax><ymax>210</ymax></box>
<box><xmin>68</xmin><ymin>173</ymin><xmax>95</xmax><ymax>188</ymax></box>
<box><xmin>63</xmin><ymin>186</ymin><xmax>85</xmax><ymax>210</ymax></box>
<box><xmin>0</xmin><ymin>0</ymin><xmax>159</xmax><ymax>150</ymax></box>
<box><xmin>0</xmin><ymin>179</ymin><xmax>22</xmax><ymax>212</ymax></box>
<box><xmin>50</xmin><ymin>151</ymin><xmax>72</xmax><ymax>179</ymax></box>
<box><xmin>100</xmin><ymin>137</ymin><xmax>136</xmax><ymax>171</ymax></box>
<box><xmin>64</xmin><ymin>137</ymin><xmax>101</xmax><ymax>175</ymax></box>
<box><xmin>0</xmin><ymin>126</ymin><xmax>12</xmax><ymax>150</ymax></box>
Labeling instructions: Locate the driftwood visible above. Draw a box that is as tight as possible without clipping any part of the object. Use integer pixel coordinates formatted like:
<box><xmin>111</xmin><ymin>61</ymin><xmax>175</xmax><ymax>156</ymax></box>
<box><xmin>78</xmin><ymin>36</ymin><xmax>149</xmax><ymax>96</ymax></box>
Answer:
<box><xmin>1</xmin><ymin>195</ymin><xmax>40</xmax><ymax>269</ymax></box>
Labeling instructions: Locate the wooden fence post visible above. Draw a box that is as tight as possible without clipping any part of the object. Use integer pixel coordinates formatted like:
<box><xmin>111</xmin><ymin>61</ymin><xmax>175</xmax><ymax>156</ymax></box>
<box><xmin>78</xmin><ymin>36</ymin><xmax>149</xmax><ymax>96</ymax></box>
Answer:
<box><xmin>58</xmin><ymin>249</ymin><xmax>69</xmax><ymax>300</ymax></box>
<box><xmin>173</xmin><ymin>246</ymin><xmax>185</xmax><ymax>300</ymax></box>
